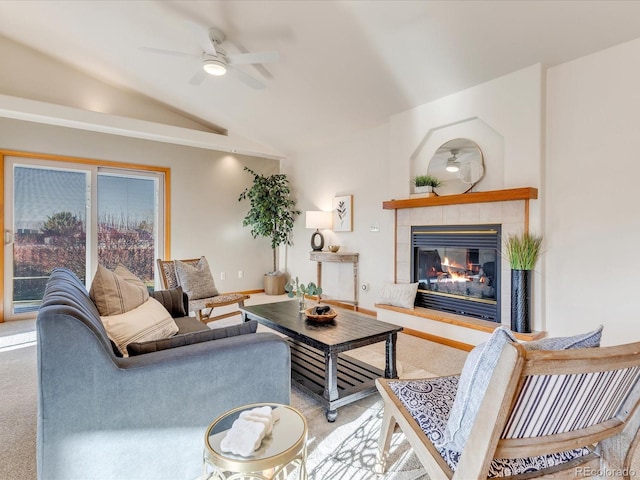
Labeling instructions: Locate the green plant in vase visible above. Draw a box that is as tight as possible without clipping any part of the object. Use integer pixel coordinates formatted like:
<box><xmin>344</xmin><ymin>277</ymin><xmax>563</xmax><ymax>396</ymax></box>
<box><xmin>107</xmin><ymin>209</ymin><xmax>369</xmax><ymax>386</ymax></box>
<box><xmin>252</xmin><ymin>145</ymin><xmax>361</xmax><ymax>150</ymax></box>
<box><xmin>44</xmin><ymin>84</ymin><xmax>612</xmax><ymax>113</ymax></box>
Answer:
<box><xmin>504</xmin><ymin>231</ymin><xmax>543</xmax><ymax>333</ymax></box>
<box><xmin>504</xmin><ymin>231</ymin><xmax>543</xmax><ymax>270</ymax></box>
<box><xmin>412</xmin><ymin>174</ymin><xmax>441</xmax><ymax>195</ymax></box>
<box><xmin>285</xmin><ymin>276</ymin><xmax>323</xmax><ymax>312</ymax></box>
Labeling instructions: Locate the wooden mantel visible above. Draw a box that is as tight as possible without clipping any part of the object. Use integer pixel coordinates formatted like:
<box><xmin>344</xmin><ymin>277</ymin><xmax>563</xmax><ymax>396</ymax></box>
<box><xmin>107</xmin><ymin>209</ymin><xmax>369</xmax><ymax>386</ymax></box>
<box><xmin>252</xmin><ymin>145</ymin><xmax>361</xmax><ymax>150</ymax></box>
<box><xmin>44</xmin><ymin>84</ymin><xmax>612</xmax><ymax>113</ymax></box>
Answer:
<box><xmin>382</xmin><ymin>187</ymin><xmax>538</xmax><ymax>210</ymax></box>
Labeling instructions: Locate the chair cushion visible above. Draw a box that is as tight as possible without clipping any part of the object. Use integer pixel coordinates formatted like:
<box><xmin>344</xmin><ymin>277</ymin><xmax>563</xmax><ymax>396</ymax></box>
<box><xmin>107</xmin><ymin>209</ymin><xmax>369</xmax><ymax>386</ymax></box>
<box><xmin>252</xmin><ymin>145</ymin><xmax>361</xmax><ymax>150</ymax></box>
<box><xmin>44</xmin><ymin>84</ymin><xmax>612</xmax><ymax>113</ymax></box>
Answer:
<box><xmin>100</xmin><ymin>297</ymin><xmax>179</xmax><ymax>357</ymax></box>
<box><xmin>376</xmin><ymin>282</ymin><xmax>418</xmax><ymax>309</ymax></box>
<box><xmin>150</xmin><ymin>287</ymin><xmax>187</xmax><ymax>318</ymax></box>
<box><xmin>126</xmin><ymin>320</ymin><xmax>258</xmax><ymax>356</ymax></box>
<box><xmin>89</xmin><ymin>264</ymin><xmax>149</xmax><ymax>316</ymax></box>
<box><xmin>174</xmin><ymin>257</ymin><xmax>219</xmax><ymax>300</ymax></box>
<box><xmin>440</xmin><ymin>325</ymin><xmax>604</xmax><ymax>453</ymax></box>
<box><xmin>389</xmin><ymin>376</ymin><xmax>591</xmax><ymax>478</ymax></box>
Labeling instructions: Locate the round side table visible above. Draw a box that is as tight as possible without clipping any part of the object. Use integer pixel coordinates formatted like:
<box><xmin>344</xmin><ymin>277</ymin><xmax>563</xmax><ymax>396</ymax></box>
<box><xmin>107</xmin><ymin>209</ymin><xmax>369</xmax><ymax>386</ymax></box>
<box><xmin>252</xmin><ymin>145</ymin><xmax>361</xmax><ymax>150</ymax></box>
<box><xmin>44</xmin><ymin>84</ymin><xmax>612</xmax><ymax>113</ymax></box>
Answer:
<box><xmin>203</xmin><ymin>403</ymin><xmax>307</xmax><ymax>480</ymax></box>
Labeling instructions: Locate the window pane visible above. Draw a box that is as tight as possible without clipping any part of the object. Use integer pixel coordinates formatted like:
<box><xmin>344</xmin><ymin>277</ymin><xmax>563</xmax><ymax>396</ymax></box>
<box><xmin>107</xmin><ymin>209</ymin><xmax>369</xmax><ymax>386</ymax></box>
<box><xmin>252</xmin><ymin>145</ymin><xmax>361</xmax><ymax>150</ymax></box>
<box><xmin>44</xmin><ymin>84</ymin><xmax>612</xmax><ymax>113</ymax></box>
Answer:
<box><xmin>13</xmin><ymin>166</ymin><xmax>87</xmax><ymax>313</ymax></box>
<box><xmin>97</xmin><ymin>174</ymin><xmax>156</xmax><ymax>288</ymax></box>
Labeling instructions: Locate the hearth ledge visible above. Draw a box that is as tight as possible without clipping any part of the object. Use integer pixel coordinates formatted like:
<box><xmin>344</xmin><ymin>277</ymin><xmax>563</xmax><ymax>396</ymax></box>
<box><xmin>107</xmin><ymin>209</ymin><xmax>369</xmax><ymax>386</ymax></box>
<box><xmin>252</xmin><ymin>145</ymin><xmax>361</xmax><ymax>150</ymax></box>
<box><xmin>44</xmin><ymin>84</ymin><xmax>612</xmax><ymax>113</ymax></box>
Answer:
<box><xmin>376</xmin><ymin>304</ymin><xmax>545</xmax><ymax>350</ymax></box>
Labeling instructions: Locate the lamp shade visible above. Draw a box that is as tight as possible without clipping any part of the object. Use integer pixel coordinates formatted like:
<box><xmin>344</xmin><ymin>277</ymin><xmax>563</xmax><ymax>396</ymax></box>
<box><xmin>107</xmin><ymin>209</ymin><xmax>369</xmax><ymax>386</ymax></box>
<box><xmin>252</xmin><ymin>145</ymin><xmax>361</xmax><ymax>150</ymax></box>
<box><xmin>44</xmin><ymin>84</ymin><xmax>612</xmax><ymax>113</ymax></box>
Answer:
<box><xmin>305</xmin><ymin>211</ymin><xmax>332</xmax><ymax>230</ymax></box>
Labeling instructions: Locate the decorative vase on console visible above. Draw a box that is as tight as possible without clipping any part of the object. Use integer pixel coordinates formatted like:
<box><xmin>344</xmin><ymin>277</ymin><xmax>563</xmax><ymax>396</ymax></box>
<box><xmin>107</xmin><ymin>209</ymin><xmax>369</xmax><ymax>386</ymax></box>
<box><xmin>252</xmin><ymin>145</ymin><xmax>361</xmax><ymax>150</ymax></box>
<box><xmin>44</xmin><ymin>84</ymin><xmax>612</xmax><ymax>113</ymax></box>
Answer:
<box><xmin>504</xmin><ymin>231</ymin><xmax>543</xmax><ymax>333</ymax></box>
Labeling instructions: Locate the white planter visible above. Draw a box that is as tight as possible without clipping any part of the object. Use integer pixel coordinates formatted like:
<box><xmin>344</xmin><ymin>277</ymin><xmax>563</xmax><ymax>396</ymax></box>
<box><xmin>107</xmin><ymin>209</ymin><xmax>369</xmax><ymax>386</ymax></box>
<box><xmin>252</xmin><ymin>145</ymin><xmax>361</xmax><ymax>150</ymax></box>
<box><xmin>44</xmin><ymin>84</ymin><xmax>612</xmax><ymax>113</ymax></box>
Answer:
<box><xmin>411</xmin><ymin>185</ymin><xmax>436</xmax><ymax>197</ymax></box>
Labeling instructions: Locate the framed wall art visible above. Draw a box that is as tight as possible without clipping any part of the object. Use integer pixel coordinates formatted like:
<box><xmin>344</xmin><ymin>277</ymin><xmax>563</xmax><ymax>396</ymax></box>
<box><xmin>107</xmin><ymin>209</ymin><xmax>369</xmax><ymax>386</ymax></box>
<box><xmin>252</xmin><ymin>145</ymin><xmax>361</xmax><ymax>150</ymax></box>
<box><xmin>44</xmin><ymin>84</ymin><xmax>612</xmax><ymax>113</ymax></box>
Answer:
<box><xmin>332</xmin><ymin>194</ymin><xmax>353</xmax><ymax>232</ymax></box>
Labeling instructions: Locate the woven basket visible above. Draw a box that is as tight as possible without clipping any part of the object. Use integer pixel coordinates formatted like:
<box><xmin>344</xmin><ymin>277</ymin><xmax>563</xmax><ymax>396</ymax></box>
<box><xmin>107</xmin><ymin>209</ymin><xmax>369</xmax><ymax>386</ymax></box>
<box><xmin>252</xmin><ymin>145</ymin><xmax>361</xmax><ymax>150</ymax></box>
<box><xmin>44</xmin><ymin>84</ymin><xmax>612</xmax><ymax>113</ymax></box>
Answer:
<box><xmin>304</xmin><ymin>306</ymin><xmax>337</xmax><ymax>322</ymax></box>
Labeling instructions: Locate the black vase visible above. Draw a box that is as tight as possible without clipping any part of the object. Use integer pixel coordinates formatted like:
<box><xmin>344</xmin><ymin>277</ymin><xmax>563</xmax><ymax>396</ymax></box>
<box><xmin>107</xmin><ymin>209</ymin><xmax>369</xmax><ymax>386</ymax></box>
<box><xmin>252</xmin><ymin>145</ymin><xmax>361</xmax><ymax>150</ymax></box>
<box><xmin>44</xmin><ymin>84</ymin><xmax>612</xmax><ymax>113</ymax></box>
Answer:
<box><xmin>511</xmin><ymin>269</ymin><xmax>532</xmax><ymax>333</ymax></box>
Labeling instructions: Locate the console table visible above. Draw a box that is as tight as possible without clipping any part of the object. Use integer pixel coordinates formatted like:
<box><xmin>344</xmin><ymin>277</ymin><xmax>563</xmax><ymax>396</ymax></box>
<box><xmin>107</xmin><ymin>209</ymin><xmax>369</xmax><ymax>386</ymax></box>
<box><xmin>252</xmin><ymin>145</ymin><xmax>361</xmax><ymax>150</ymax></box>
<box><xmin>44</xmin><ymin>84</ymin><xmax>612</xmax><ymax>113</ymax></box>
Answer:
<box><xmin>310</xmin><ymin>251</ymin><xmax>359</xmax><ymax>307</ymax></box>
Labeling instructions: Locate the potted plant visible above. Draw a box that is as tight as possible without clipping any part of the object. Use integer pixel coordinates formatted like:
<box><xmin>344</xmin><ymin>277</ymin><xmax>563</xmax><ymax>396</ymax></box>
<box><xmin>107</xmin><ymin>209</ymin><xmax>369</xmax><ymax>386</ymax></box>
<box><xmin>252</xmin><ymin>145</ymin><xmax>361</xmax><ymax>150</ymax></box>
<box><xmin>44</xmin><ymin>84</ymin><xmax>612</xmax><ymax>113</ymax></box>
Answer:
<box><xmin>238</xmin><ymin>167</ymin><xmax>301</xmax><ymax>295</ymax></box>
<box><xmin>412</xmin><ymin>175</ymin><xmax>441</xmax><ymax>196</ymax></box>
<box><xmin>284</xmin><ymin>276</ymin><xmax>323</xmax><ymax>312</ymax></box>
<box><xmin>504</xmin><ymin>231</ymin><xmax>543</xmax><ymax>333</ymax></box>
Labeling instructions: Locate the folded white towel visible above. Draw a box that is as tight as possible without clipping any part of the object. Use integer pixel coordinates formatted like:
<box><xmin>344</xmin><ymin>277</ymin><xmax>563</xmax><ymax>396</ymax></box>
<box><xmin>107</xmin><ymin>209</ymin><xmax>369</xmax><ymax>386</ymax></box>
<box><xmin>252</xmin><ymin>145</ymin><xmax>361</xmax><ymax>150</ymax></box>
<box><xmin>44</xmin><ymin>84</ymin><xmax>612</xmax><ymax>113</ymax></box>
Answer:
<box><xmin>220</xmin><ymin>406</ymin><xmax>280</xmax><ymax>457</ymax></box>
<box><xmin>240</xmin><ymin>406</ymin><xmax>278</xmax><ymax>436</ymax></box>
<box><xmin>220</xmin><ymin>418</ymin><xmax>266</xmax><ymax>457</ymax></box>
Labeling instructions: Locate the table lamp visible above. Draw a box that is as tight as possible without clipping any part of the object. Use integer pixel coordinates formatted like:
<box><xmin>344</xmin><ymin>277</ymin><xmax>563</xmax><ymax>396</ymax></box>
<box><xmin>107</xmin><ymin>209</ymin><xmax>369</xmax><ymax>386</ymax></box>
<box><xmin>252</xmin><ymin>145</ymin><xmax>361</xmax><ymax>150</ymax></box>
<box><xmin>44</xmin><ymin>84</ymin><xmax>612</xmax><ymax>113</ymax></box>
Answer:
<box><xmin>306</xmin><ymin>211</ymin><xmax>332</xmax><ymax>251</ymax></box>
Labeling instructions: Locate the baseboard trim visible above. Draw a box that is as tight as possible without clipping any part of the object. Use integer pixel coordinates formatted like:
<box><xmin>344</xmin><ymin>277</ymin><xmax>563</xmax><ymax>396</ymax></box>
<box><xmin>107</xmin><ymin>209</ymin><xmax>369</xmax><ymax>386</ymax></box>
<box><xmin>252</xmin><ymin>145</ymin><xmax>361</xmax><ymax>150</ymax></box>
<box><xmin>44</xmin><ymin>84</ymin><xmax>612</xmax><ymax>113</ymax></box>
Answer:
<box><xmin>403</xmin><ymin>328</ymin><xmax>474</xmax><ymax>352</ymax></box>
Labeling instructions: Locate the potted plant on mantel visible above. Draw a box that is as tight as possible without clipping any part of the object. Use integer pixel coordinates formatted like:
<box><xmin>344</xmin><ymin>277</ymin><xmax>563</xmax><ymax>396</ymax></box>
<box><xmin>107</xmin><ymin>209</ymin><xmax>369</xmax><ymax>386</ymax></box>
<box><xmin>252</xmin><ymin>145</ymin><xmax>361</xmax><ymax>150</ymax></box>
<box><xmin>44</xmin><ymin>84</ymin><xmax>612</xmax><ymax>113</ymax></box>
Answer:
<box><xmin>238</xmin><ymin>167</ymin><xmax>301</xmax><ymax>295</ymax></box>
<box><xmin>412</xmin><ymin>174</ymin><xmax>441</xmax><ymax>197</ymax></box>
<box><xmin>504</xmin><ymin>231</ymin><xmax>543</xmax><ymax>333</ymax></box>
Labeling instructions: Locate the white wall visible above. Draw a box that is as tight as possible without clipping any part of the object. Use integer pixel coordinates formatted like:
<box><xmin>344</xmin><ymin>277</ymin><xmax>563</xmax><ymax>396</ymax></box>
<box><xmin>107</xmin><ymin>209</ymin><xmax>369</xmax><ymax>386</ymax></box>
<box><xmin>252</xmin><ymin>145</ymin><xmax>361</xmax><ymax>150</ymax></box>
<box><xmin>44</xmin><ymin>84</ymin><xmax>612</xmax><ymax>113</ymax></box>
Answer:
<box><xmin>545</xmin><ymin>37</ymin><xmax>640</xmax><ymax>346</ymax></box>
<box><xmin>0</xmin><ymin>117</ymin><xmax>279</xmax><ymax>295</ymax></box>
<box><xmin>281</xmin><ymin>124</ymin><xmax>393</xmax><ymax>307</ymax></box>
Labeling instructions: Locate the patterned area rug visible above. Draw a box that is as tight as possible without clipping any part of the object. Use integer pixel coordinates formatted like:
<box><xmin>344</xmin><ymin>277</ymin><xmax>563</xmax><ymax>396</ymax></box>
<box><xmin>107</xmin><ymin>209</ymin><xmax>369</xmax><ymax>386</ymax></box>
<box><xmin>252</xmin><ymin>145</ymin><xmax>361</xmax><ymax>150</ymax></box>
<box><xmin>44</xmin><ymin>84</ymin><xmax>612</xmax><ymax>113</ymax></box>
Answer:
<box><xmin>287</xmin><ymin>353</ymin><xmax>434</xmax><ymax>480</ymax></box>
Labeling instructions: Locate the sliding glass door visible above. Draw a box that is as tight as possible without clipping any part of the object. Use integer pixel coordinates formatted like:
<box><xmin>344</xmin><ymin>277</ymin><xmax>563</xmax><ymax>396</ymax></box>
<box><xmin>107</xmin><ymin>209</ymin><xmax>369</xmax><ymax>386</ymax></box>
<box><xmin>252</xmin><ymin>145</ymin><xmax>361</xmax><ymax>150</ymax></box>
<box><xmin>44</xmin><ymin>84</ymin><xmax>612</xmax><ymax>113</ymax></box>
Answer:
<box><xmin>4</xmin><ymin>157</ymin><xmax>164</xmax><ymax>319</ymax></box>
<box><xmin>10</xmin><ymin>165</ymin><xmax>89</xmax><ymax>314</ymax></box>
<box><xmin>97</xmin><ymin>171</ymin><xmax>159</xmax><ymax>289</ymax></box>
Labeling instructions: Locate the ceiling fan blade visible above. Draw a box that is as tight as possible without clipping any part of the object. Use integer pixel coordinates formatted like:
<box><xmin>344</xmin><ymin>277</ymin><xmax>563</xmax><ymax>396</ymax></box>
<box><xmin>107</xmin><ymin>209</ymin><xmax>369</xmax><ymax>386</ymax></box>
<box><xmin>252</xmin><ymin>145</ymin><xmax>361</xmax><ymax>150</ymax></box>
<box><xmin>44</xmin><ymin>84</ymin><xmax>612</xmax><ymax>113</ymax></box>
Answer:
<box><xmin>229</xmin><ymin>67</ymin><xmax>266</xmax><ymax>90</ymax></box>
<box><xmin>185</xmin><ymin>20</ymin><xmax>217</xmax><ymax>56</ymax></box>
<box><xmin>189</xmin><ymin>69</ymin><xmax>208</xmax><ymax>86</ymax></box>
<box><xmin>138</xmin><ymin>46</ymin><xmax>198</xmax><ymax>59</ymax></box>
<box><xmin>226</xmin><ymin>51</ymin><xmax>280</xmax><ymax>65</ymax></box>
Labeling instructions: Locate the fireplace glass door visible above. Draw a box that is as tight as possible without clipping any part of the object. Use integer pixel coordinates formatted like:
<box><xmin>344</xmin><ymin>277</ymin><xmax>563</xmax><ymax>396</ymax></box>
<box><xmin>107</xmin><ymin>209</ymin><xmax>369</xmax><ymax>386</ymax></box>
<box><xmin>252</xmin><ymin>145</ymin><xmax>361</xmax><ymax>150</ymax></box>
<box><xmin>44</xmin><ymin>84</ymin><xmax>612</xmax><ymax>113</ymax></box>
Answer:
<box><xmin>412</xmin><ymin>225</ymin><xmax>501</xmax><ymax>321</ymax></box>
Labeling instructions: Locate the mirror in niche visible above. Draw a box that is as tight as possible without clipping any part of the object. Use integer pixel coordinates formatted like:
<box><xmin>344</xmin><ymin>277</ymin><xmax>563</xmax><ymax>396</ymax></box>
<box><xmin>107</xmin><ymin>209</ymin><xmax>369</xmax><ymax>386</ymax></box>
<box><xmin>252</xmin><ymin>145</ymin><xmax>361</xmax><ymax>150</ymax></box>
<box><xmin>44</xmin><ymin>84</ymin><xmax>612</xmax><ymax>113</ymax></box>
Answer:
<box><xmin>427</xmin><ymin>138</ymin><xmax>484</xmax><ymax>196</ymax></box>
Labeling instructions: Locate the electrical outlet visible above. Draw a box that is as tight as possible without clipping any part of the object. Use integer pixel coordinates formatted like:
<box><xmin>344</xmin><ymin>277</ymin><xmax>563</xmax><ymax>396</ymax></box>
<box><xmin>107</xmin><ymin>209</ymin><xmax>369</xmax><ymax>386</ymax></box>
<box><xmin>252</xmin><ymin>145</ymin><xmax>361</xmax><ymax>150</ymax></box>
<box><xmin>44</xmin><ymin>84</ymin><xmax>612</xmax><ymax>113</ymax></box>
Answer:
<box><xmin>238</xmin><ymin>270</ymin><xmax>243</xmax><ymax>279</ymax></box>
<box><xmin>220</xmin><ymin>272</ymin><xmax>226</xmax><ymax>280</ymax></box>
<box><xmin>370</xmin><ymin>224</ymin><xmax>380</xmax><ymax>232</ymax></box>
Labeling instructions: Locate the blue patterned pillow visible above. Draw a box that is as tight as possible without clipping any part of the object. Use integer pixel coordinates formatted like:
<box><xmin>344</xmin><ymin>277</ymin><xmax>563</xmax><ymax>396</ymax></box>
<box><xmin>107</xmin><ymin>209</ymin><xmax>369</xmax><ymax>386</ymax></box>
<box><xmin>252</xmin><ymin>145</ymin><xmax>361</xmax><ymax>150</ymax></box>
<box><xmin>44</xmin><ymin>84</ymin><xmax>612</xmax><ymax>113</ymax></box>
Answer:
<box><xmin>523</xmin><ymin>325</ymin><xmax>603</xmax><ymax>350</ymax></box>
<box><xmin>437</xmin><ymin>326</ymin><xmax>517</xmax><ymax>452</ymax></box>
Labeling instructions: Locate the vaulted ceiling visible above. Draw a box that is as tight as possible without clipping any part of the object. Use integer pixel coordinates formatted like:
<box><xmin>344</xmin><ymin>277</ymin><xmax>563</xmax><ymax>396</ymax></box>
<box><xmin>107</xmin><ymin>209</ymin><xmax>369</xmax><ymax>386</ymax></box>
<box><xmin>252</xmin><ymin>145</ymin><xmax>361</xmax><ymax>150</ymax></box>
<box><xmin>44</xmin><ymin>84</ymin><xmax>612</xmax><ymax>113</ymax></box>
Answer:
<box><xmin>1</xmin><ymin>0</ymin><xmax>640</xmax><ymax>157</ymax></box>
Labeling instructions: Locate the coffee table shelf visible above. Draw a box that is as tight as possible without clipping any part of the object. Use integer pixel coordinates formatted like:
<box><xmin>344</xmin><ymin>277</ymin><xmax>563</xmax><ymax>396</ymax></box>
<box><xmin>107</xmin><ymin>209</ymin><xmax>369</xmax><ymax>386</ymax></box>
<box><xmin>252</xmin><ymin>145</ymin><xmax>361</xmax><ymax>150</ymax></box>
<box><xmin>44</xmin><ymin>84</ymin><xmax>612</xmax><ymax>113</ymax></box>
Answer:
<box><xmin>289</xmin><ymin>340</ymin><xmax>383</xmax><ymax>410</ymax></box>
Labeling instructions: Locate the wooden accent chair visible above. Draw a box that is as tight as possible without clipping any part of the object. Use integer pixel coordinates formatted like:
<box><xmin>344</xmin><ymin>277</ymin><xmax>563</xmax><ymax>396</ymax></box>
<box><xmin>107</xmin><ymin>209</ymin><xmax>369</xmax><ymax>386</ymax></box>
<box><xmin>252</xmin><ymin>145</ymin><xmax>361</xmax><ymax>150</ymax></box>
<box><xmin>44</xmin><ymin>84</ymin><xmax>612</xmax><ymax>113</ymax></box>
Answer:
<box><xmin>156</xmin><ymin>258</ymin><xmax>249</xmax><ymax>323</ymax></box>
<box><xmin>376</xmin><ymin>338</ymin><xmax>640</xmax><ymax>478</ymax></box>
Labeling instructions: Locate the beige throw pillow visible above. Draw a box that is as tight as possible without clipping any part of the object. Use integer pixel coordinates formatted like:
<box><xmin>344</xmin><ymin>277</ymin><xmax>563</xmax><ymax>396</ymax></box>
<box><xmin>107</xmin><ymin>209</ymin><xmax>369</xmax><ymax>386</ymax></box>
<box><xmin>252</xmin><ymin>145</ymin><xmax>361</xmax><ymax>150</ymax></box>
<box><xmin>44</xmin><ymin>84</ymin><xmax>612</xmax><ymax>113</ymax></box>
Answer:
<box><xmin>377</xmin><ymin>282</ymin><xmax>419</xmax><ymax>309</ymax></box>
<box><xmin>90</xmin><ymin>264</ymin><xmax>149</xmax><ymax>316</ymax></box>
<box><xmin>174</xmin><ymin>257</ymin><xmax>219</xmax><ymax>300</ymax></box>
<box><xmin>100</xmin><ymin>297</ymin><xmax>179</xmax><ymax>357</ymax></box>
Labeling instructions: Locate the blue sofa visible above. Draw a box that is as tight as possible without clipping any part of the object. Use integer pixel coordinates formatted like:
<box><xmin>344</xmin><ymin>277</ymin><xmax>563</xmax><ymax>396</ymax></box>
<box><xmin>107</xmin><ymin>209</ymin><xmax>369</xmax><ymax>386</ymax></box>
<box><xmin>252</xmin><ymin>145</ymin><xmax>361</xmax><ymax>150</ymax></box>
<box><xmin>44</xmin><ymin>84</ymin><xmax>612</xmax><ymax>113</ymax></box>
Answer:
<box><xmin>36</xmin><ymin>268</ymin><xmax>291</xmax><ymax>480</ymax></box>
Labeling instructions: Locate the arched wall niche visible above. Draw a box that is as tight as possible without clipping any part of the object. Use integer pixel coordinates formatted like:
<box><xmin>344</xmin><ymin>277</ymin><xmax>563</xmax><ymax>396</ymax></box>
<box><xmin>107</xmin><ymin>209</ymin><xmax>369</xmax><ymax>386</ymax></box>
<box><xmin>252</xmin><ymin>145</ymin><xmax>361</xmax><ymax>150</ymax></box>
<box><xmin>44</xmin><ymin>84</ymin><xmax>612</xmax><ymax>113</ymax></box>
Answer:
<box><xmin>409</xmin><ymin>116</ymin><xmax>506</xmax><ymax>194</ymax></box>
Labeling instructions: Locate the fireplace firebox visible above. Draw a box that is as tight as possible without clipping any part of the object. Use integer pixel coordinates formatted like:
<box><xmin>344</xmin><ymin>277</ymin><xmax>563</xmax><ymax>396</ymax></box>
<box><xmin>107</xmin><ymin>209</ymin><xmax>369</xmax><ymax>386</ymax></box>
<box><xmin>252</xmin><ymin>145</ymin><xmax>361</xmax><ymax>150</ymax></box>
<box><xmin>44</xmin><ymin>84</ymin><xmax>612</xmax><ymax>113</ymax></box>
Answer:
<box><xmin>412</xmin><ymin>224</ymin><xmax>501</xmax><ymax>322</ymax></box>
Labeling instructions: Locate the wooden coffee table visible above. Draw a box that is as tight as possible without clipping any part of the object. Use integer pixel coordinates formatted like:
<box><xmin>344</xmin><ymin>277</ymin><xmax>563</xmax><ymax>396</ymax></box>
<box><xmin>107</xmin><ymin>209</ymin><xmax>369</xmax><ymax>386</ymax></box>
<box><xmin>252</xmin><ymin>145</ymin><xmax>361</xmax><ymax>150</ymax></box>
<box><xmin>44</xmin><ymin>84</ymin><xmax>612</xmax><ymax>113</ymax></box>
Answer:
<box><xmin>241</xmin><ymin>301</ymin><xmax>403</xmax><ymax>422</ymax></box>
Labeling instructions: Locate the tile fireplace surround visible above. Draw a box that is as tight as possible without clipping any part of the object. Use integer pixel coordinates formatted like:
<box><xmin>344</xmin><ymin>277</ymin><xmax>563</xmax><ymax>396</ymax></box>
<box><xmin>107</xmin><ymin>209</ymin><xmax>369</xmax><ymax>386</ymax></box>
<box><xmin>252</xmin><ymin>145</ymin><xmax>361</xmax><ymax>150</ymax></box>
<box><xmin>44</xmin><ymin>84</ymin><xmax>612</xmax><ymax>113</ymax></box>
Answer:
<box><xmin>381</xmin><ymin>188</ymin><xmax>539</xmax><ymax>345</ymax></box>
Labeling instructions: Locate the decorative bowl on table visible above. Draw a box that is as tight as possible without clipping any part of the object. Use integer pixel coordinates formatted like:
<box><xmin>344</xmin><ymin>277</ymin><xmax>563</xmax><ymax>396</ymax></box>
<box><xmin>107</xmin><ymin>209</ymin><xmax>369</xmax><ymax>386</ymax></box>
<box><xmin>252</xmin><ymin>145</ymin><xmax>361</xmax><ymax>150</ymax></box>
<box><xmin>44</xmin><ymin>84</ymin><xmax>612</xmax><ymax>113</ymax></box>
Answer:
<box><xmin>328</xmin><ymin>245</ymin><xmax>340</xmax><ymax>253</ymax></box>
<box><xmin>305</xmin><ymin>306</ymin><xmax>337</xmax><ymax>322</ymax></box>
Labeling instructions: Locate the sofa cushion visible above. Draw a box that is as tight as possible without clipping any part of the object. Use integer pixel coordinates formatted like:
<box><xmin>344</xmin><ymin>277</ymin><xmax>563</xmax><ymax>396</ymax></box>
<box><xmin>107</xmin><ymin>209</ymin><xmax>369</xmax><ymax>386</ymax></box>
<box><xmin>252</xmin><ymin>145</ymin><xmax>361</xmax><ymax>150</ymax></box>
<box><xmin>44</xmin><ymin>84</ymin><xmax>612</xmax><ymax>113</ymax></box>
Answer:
<box><xmin>174</xmin><ymin>257</ymin><xmax>219</xmax><ymax>300</ymax></box>
<box><xmin>376</xmin><ymin>282</ymin><xmax>418</xmax><ymax>309</ymax></box>
<box><xmin>89</xmin><ymin>264</ymin><xmax>149</xmax><ymax>316</ymax></box>
<box><xmin>100</xmin><ymin>297</ymin><xmax>179</xmax><ymax>357</ymax></box>
<box><xmin>150</xmin><ymin>287</ymin><xmax>187</xmax><ymax>318</ymax></box>
<box><xmin>127</xmin><ymin>320</ymin><xmax>258</xmax><ymax>356</ymax></box>
<box><xmin>174</xmin><ymin>316</ymin><xmax>211</xmax><ymax>334</ymax></box>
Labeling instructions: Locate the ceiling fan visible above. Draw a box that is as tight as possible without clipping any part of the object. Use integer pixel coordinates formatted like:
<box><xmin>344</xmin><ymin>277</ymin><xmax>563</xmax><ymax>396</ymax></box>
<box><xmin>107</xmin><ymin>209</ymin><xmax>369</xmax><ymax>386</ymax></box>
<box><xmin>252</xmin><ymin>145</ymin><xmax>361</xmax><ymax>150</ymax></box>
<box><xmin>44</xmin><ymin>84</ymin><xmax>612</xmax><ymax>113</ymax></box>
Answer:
<box><xmin>140</xmin><ymin>24</ymin><xmax>279</xmax><ymax>89</ymax></box>
<box><xmin>445</xmin><ymin>150</ymin><xmax>461</xmax><ymax>172</ymax></box>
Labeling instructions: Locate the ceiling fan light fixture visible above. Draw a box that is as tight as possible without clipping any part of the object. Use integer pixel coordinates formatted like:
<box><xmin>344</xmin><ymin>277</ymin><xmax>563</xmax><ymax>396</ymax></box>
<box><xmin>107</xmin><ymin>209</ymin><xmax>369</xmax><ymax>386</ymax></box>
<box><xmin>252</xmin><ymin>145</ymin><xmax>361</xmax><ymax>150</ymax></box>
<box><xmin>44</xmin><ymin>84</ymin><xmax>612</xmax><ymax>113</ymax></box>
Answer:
<box><xmin>445</xmin><ymin>150</ymin><xmax>460</xmax><ymax>172</ymax></box>
<box><xmin>203</xmin><ymin>57</ymin><xmax>227</xmax><ymax>76</ymax></box>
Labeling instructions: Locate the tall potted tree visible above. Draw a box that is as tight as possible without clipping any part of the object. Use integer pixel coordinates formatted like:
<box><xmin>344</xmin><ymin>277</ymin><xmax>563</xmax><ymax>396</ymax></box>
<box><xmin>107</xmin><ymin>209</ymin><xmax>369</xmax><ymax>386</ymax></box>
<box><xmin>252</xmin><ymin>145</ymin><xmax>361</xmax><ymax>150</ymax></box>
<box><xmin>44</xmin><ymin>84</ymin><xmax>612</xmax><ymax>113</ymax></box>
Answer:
<box><xmin>238</xmin><ymin>167</ymin><xmax>301</xmax><ymax>295</ymax></box>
